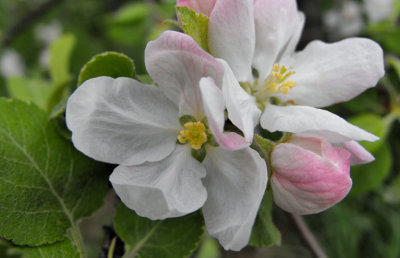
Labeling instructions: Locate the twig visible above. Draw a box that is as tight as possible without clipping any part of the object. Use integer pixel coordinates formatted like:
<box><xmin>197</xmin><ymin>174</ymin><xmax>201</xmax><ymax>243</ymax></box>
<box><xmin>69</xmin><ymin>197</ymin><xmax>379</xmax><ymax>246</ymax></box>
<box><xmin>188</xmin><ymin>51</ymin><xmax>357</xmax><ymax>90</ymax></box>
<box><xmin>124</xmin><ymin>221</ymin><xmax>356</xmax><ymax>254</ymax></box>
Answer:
<box><xmin>291</xmin><ymin>214</ymin><xmax>328</xmax><ymax>258</ymax></box>
<box><xmin>0</xmin><ymin>0</ymin><xmax>63</xmax><ymax>47</ymax></box>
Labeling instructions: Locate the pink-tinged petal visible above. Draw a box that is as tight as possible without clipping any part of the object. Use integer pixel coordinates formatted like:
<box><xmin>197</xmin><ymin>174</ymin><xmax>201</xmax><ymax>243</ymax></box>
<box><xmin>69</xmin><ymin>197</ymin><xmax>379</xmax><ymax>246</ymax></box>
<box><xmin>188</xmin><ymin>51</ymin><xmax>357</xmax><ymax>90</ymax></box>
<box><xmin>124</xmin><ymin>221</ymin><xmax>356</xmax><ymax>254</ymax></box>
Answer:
<box><xmin>271</xmin><ymin>136</ymin><xmax>352</xmax><ymax>215</ymax></box>
<box><xmin>340</xmin><ymin>140</ymin><xmax>375</xmax><ymax>165</ymax></box>
<box><xmin>209</xmin><ymin>0</ymin><xmax>255</xmax><ymax>82</ymax></box>
<box><xmin>145</xmin><ymin>31</ymin><xmax>224</xmax><ymax>117</ymax></box>
<box><xmin>66</xmin><ymin>76</ymin><xmax>179</xmax><ymax>166</ymax></box>
<box><xmin>176</xmin><ymin>0</ymin><xmax>216</xmax><ymax>17</ymax></box>
<box><xmin>219</xmin><ymin>59</ymin><xmax>261</xmax><ymax>142</ymax></box>
<box><xmin>202</xmin><ymin>146</ymin><xmax>268</xmax><ymax>250</ymax></box>
<box><xmin>200</xmin><ymin>77</ymin><xmax>249</xmax><ymax>150</ymax></box>
<box><xmin>260</xmin><ymin>104</ymin><xmax>379</xmax><ymax>143</ymax></box>
<box><xmin>280</xmin><ymin>12</ymin><xmax>305</xmax><ymax>58</ymax></box>
<box><xmin>253</xmin><ymin>0</ymin><xmax>304</xmax><ymax>79</ymax></box>
<box><xmin>110</xmin><ymin>145</ymin><xmax>207</xmax><ymax>220</ymax></box>
<box><xmin>279</xmin><ymin>38</ymin><xmax>385</xmax><ymax>107</ymax></box>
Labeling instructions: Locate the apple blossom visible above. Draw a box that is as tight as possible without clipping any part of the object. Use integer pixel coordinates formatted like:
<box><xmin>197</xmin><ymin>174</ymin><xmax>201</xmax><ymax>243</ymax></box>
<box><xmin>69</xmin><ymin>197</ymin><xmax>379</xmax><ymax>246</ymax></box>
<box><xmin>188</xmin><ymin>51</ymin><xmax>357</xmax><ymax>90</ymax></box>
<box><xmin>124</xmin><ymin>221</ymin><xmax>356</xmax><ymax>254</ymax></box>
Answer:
<box><xmin>270</xmin><ymin>133</ymin><xmax>372</xmax><ymax>215</ymax></box>
<box><xmin>364</xmin><ymin>0</ymin><xmax>394</xmax><ymax>23</ymax></box>
<box><xmin>323</xmin><ymin>1</ymin><xmax>364</xmax><ymax>38</ymax></box>
<box><xmin>66</xmin><ymin>31</ymin><xmax>267</xmax><ymax>251</ymax></box>
<box><xmin>177</xmin><ymin>0</ymin><xmax>384</xmax><ymax>143</ymax></box>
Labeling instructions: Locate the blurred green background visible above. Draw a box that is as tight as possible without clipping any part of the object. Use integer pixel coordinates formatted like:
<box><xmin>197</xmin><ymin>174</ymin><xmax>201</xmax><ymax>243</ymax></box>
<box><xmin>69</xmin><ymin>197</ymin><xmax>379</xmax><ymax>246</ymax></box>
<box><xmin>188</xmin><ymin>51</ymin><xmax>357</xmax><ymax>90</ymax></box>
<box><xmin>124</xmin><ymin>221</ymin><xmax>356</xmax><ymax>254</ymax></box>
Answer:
<box><xmin>0</xmin><ymin>0</ymin><xmax>399</xmax><ymax>257</ymax></box>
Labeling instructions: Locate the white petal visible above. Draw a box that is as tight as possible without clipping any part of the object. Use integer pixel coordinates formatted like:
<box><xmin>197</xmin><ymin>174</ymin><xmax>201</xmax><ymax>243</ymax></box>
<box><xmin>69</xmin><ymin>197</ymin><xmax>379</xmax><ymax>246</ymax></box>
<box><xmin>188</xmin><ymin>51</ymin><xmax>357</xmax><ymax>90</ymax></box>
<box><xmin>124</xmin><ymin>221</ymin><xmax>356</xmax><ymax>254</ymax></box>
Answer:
<box><xmin>145</xmin><ymin>31</ymin><xmax>224</xmax><ymax>117</ymax></box>
<box><xmin>260</xmin><ymin>104</ymin><xmax>379</xmax><ymax>143</ymax></box>
<box><xmin>279</xmin><ymin>38</ymin><xmax>385</xmax><ymax>107</ymax></box>
<box><xmin>66</xmin><ymin>76</ymin><xmax>179</xmax><ymax>165</ymax></box>
<box><xmin>280</xmin><ymin>12</ymin><xmax>305</xmax><ymax>58</ymax></box>
<box><xmin>209</xmin><ymin>0</ymin><xmax>255</xmax><ymax>82</ymax></box>
<box><xmin>219</xmin><ymin>59</ymin><xmax>261</xmax><ymax>142</ymax></box>
<box><xmin>253</xmin><ymin>0</ymin><xmax>303</xmax><ymax>79</ymax></box>
<box><xmin>110</xmin><ymin>145</ymin><xmax>207</xmax><ymax>220</ymax></box>
<box><xmin>339</xmin><ymin>140</ymin><xmax>375</xmax><ymax>165</ymax></box>
<box><xmin>200</xmin><ymin>77</ymin><xmax>250</xmax><ymax>150</ymax></box>
<box><xmin>202</xmin><ymin>146</ymin><xmax>268</xmax><ymax>251</ymax></box>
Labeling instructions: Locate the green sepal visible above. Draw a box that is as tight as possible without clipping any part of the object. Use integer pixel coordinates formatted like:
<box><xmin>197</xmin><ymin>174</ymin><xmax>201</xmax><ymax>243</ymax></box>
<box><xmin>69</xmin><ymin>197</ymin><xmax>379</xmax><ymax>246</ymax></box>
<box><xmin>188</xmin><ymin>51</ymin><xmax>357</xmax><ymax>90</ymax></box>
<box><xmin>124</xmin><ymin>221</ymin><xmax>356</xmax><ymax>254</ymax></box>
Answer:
<box><xmin>254</xmin><ymin>134</ymin><xmax>275</xmax><ymax>160</ymax></box>
<box><xmin>77</xmin><ymin>51</ymin><xmax>135</xmax><ymax>86</ymax></box>
<box><xmin>206</xmin><ymin>134</ymin><xmax>218</xmax><ymax>147</ymax></box>
<box><xmin>191</xmin><ymin>146</ymin><xmax>206</xmax><ymax>163</ymax></box>
<box><xmin>176</xmin><ymin>6</ymin><xmax>210</xmax><ymax>52</ymax></box>
<box><xmin>254</xmin><ymin>134</ymin><xmax>275</xmax><ymax>185</ymax></box>
<box><xmin>249</xmin><ymin>190</ymin><xmax>281</xmax><ymax>247</ymax></box>
<box><xmin>179</xmin><ymin>115</ymin><xmax>197</xmax><ymax>126</ymax></box>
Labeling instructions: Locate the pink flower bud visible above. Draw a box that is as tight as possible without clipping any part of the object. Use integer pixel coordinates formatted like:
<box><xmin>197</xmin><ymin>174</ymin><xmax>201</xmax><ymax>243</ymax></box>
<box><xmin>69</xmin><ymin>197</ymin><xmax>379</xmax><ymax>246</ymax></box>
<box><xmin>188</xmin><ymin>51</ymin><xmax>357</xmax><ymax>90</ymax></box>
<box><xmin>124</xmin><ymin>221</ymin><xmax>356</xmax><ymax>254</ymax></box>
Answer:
<box><xmin>176</xmin><ymin>0</ymin><xmax>217</xmax><ymax>17</ymax></box>
<box><xmin>271</xmin><ymin>134</ymin><xmax>352</xmax><ymax>215</ymax></box>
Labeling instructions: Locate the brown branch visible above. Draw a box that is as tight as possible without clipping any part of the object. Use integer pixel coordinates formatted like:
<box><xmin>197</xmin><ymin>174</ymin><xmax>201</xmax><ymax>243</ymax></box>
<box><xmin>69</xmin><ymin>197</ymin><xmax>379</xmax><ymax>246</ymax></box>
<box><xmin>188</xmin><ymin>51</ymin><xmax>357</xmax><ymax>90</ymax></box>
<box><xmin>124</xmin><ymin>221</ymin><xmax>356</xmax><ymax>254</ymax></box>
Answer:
<box><xmin>0</xmin><ymin>0</ymin><xmax>63</xmax><ymax>47</ymax></box>
<box><xmin>291</xmin><ymin>214</ymin><xmax>328</xmax><ymax>258</ymax></box>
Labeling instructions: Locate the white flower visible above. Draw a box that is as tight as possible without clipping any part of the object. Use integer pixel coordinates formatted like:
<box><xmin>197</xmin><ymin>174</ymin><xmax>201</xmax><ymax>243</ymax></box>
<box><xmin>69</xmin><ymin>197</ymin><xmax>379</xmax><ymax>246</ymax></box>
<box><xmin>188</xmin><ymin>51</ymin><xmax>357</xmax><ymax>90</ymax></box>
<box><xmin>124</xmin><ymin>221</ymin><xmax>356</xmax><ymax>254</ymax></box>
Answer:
<box><xmin>323</xmin><ymin>1</ymin><xmax>364</xmax><ymax>38</ymax></box>
<box><xmin>178</xmin><ymin>0</ymin><xmax>384</xmax><ymax>144</ymax></box>
<box><xmin>364</xmin><ymin>0</ymin><xmax>394</xmax><ymax>23</ymax></box>
<box><xmin>66</xmin><ymin>31</ymin><xmax>268</xmax><ymax>251</ymax></box>
<box><xmin>0</xmin><ymin>49</ymin><xmax>25</xmax><ymax>78</ymax></box>
<box><xmin>35</xmin><ymin>21</ymin><xmax>62</xmax><ymax>45</ymax></box>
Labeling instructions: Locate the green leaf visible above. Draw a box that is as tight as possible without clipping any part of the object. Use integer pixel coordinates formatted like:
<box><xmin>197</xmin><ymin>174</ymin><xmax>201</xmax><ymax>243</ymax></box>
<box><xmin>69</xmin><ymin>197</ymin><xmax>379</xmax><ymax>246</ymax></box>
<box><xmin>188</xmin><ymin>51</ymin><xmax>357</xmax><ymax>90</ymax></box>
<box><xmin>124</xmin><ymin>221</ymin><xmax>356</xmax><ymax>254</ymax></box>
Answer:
<box><xmin>0</xmin><ymin>240</ymin><xmax>20</xmax><ymax>258</ymax></box>
<box><xmin>110</xmin><ymin>3</ymin><xmax>151</xmax><ymax>26</ymax></box>
<box><xmin>114</xmin><ymin>203</ymin><xmax>204</xmax><ymax>258</ymax></box>
<box><xmin>77</xmin><ymin>52</ymin><xmax>135</xmax><ymax>86</ymax></box>
<box><xmin>0</xmin><ymin>98</ymin><xmax>108</xmax><ymax>246</ymax></box>
<box><xmin>351</xmin><ymin>143</ymin><xmax>392</xmax><ymax>195</ymax></box>
<box><xmin>383</xmin><ymin>175</ymin><xmax>400</xmax><ymax>204</ymax></box>
<box><xmin>249</xmin><ymin>191</ymin><xmax>281</xmax><ymax>247</ymax></box>
<box><xmin>388</xmin><ymin>56</ymin><xmax>400</xmax><ymax>79</ymax></box>
<box><xmin>176</xmin><ymin>6</ymin><xmax>210</xmax><ymax>52</ymax></box>
<box><xmin>49</xmin><ymin>34</ymin><xmax>76</xmax><ymax>86</ymax></box>
<box><xmin>6</xmin><ymin>76</ymin><xmax>54</xmax><ymax>110</ymax></box>
<box><xmin>348</xmin><ymin>114</ymin><xmax>387</xmax><ymax>153</ymax></box>
<box><xmin>14</xmin><ymin>239</ymin><xmax>79</xmax><ymax>258</ymax></box>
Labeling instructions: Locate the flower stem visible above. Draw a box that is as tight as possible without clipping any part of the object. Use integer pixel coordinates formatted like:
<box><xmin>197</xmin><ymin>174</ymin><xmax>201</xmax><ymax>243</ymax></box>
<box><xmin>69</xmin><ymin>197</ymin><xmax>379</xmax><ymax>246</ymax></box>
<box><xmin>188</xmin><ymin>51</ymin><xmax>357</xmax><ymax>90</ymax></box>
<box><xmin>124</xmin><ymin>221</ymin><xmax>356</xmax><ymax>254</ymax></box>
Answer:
<box><xmin>384</xmin><ymin>107</ymin><xmax>400</xmax><ymax>127</ymax></box>
<box><xmin>70</xmin><ymin>223</ymin><xmax>86</xmax><ymax>258</ymax></box>
<box><xmin>291</xmin><ymin>214</ymin><xmax>327</xmax><ymax>258</ymax></box>
<box><xmin>108</xmin><ymin>237</ymin><xmax>117</xmax><ymax>258</ymax></box>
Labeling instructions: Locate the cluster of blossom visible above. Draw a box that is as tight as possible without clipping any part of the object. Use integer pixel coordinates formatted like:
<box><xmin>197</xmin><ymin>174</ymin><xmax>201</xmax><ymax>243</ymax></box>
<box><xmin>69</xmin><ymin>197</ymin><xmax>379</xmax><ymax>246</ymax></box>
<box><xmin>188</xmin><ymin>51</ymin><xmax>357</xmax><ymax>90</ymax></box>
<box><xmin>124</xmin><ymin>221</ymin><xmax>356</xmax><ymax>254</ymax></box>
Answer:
<box><xmin>65</xmin><ymin>0</ymin><xmax>384</xmax><ymax>251</ymax></box>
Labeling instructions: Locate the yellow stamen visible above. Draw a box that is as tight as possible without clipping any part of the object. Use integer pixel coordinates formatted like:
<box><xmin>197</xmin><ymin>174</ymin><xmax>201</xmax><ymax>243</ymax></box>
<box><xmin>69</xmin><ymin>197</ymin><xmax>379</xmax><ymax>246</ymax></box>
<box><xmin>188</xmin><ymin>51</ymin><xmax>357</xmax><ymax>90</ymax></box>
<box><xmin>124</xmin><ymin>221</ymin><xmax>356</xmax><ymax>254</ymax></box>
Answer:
<box><xmin>280</xmin><ymin>86</ymin><xmax>290</xmax><ymax>95</ymax></box>
<box><xmin>273</xmin><ymin>63</ymin><xmax>280</xmax><ymax>72</ymax></box>
<box><xmin>177</xmin><ymin>121</ymin><xmax>207</xmax><ymax>150</ymax></box>
<box><xmin>261</xmin><ymin>63</ymin><xmax>297</xmax><ymax>96</ymax></box>
<box><xmin>268</xmin><ymin>82</ymin><xmax>280</xmax><ymax>92</ymax></box>
<box><xmin>282</xmin><ymin>81</ymin><xmax>297</xmax><ymax>88</ymax></box>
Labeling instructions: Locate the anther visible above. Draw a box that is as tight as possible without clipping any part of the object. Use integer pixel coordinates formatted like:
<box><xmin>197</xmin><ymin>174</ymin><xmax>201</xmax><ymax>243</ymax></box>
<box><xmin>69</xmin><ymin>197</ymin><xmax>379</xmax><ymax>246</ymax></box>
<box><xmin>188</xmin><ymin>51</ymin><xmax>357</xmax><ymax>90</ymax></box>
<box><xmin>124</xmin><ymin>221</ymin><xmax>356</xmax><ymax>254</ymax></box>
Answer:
<box><xmin>177</xmin><ymin>121</ymin><xmax>207</xmax><ymax>150</ymax></box>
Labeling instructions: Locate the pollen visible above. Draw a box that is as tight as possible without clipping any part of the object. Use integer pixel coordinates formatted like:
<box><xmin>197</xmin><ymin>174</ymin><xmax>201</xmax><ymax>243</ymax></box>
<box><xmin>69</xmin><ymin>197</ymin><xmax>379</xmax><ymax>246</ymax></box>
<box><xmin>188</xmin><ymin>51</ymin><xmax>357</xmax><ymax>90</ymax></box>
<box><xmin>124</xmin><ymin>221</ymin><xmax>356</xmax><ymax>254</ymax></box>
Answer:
<box><xmin>263</xmin><ymin>63</ymin><xmax>297</xmax><ymax>95</ymax></box>
<box><xmin>178</xmin><ymin>121</ymin><xmax>207</xmax><ymax>150</ymax></box>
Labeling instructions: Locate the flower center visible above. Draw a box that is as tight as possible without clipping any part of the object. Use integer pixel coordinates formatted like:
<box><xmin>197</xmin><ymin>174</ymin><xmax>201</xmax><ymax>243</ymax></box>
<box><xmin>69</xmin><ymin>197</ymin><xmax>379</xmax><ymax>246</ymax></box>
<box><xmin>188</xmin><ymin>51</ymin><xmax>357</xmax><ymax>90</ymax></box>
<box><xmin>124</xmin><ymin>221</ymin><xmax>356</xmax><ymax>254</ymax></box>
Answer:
<box><xmin>244</xmin><ymin>63</ymin><xmax>297</xmax><ymax>110</ymax></box>
<box><xmin>177</xmin><ymin>121</ymin><xmax>208</xmax><ymax>150</ymax></box>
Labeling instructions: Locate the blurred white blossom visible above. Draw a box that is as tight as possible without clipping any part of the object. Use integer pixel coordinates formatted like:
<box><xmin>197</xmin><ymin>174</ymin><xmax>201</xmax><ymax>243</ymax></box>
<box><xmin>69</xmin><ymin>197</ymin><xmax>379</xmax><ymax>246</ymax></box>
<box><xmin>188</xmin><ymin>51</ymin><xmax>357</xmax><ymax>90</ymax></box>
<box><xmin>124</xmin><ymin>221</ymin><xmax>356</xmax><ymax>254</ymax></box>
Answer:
<box><xmin>34</xmin><ymin>21</ymin><xmax>62</xmax><ymax>45</ymax></box>
<box><xmin>323</xmin><ymin>1</ymin><xmax>364</xmax><ymax>38</ymax></box>
<box><xmin>364</xmin><ymin>0</ymin><xmax>394</xmax><ymax>23</ymax></box>
<box><xmin>0</xmin><ymin>49</ymin><xmax>25</xmax><ymax>78</ymax></box>
<box><xmin>35</xmin><ymin>21</ymin><xmax>62</xmax><ymax>68</ymax></box>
